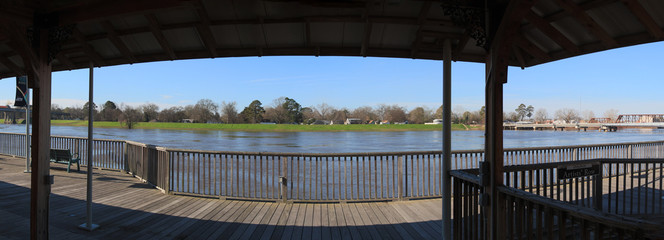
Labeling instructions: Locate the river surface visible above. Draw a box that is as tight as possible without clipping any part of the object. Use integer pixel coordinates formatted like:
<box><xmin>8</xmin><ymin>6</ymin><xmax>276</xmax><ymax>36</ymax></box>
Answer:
<box><xmin>1</xmin><ymin>124</ymin><xmax>664</xmax><ymax>153</ymax></box>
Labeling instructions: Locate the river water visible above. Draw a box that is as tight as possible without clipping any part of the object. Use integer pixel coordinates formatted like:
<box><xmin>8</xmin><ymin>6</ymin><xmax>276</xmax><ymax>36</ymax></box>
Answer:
<box><xmin>1</xmin><ymin>124</ymin><xmax>664</xmax><ymax>153</ymax></box>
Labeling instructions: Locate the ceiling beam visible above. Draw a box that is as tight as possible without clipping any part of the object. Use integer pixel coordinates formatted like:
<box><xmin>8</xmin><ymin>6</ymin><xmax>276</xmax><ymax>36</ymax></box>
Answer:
<box><xmin>514</xmin><ymin>36</ymin><xmax>553</xmax><ymax>62</ymax></box>
<box><xmin>72</xmin><ymin>28</ymin><xmax>105</xmax><ymax>67</ymax></box>
<box><xmin>512</xmin><ymin>45</ymin><xmax>526</xmax><ymax>69</ymax></box>
<box><xmin>360</xmin><ymin>5</ymin><xmax>372</xmax><ymax>57</ymax></box>
<box><xmin>620</xmin><ymin>0</ymin><xmax>664</xmax><ymax>40</ymax></box>
<box><xmin>193</xmin><ymin>2</ymin><xmax>218</xmax><ymax>57</ymax></box>
<box><xmin>58</xmin><ymin>0</ymin><xmax>193</xmax><ymax>25</ymax></box>
<box><xmin>553</xmin><ymin>0</ymin><xmax>618</xmax><ymax>48</ymax></box>
<box><xmin>101</xmin><ymin>21</ymin><xmax>137</xmax><ymax>63</ymax></box>
<box><xmin>146</xmin><ymin>14</ymin><xmax>177</xmax><ymax>60</ymax></box>
<box><xmin>0</xmin><ymin>55</ymin><xmax>25</xmax><ymax>76</ymax></box>
<box><xmin>54</xmin><ymin>52</ymin><xmax>75</xmax><ymax>71</ymax></box>
<box><xmin>77</xmin><ymin>15</ymin><xmax>454</xmax><ymax>43</ymax></box>
<box><xmin>305</xmin><ymin>19</ymin><xmax>312</xmax><ymax>48</ymax></box>
<box><xmin>410</xmin><ymin>2</ymin><xmax>432</xmax><ymax>58</ymax></box>
<box><xmin>452</xmin><ymin>34</ymin><xmax>470</xmax><ymax>61</ymax></box>
<box><xmin>524</xmin><ymin>10</ymin><xmax>580</xmax><ymax>53</ymax></box>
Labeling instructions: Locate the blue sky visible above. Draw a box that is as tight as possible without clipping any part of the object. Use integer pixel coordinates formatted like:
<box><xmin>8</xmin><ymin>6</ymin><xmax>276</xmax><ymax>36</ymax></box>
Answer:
<box><xmin>1</xmin><ymin>41</ymin><xmax>663</xmax><ymax>118</ymax></box>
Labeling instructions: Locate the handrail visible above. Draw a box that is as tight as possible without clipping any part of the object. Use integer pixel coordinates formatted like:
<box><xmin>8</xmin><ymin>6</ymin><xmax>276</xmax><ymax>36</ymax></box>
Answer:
<box><xmin>2</xmin><ymin>132</ymin><xmax>664</xmax><ymax>203</ymax></box>
<box><xmin>449</xmin><ymin>170</ymin><xmax>480</xmax><ymax>185</ymax></box>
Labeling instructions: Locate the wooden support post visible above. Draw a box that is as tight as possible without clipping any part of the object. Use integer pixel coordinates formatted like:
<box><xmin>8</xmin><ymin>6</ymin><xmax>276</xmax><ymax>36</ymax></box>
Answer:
<box><xmin>398</xmin><ymin>156</ymin><xmax>403</xmax><ymax>200</ymax></box>
<box><xmin>442</xmin><ymin>38</ymin><xmax>452</xmax><ymax>240</ymax></box>
<box><xmin>485</xmin><ymin>51</ymin><xmax>506</xmax><ymax>240</ymax></box>
<box><xmin>30</xmin><ymin>26</ymin><xmax>53</xmax><ymax>240</ymax></box>
<box><xmin>594</xmin><ymin>170</ymin><xmax>603</xmax><ymax>211</ymax></box>
<box><xmin>281</xmin><ymin>157</ymin><xmax>288</xmax><ymax>202</ymax></box>
<box><xmin>482</xmin><ymin>1</ymin><xmax>537</xmax><ymax>239</ymax></box>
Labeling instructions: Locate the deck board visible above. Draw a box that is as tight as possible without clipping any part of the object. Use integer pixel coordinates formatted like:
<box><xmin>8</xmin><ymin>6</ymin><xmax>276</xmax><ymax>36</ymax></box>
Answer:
<box><xmin>0</xmin><ymin>155</ymin><xmax>442</xmax><ymax>239</ymax></box>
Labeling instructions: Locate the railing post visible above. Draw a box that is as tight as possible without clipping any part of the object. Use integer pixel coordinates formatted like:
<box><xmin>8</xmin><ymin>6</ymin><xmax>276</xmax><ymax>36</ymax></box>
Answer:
<box><xmin>123</xmin><ymin>141</ymin><xmax>128</xmax><ymax>173</ymax></box>
<box><xmin>627</xmin><ymin>144</ymin><xmax>633</xmax><ymax>159</ymax></box>
<box><xmin>573</xmin><ymin>148</ymin><xmax>579</xmax><ymax>161</ymax></box>
<box><xmin>398</xmin><ymin>156</ymin><xmax>403</xmax><ymax>200</ymax></box>
<box><xmin>594</xmin><ymin>165</ymin><xmax>603</xmax><ymax>211</ymax></box>
<box><xmin>281</xmin><ymin>156</ymin><xmax>288</xmax><ymax>202</ymax></box>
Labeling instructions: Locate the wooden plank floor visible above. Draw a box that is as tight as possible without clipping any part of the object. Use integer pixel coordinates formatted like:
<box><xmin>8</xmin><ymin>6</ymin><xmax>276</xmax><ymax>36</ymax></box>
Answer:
<box><xmin>0</xmin><ymin>155</ymin><xmax>442</xmax><ymax>240</ymax></box>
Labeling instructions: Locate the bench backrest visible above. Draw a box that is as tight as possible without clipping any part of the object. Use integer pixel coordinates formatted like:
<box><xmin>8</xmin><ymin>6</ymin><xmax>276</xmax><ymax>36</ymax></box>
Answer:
<box><xmin>50</xmin><ymin>149</ymin><xmax>73</xmax><ymax>161</ymax></box>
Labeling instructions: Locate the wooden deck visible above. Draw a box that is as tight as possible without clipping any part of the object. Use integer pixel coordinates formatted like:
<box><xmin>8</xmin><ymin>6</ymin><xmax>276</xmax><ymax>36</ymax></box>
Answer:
<box><xmin>0</xmin><ymin>155</ymin><xmax>442</xmax><ymax>239</ymax></box>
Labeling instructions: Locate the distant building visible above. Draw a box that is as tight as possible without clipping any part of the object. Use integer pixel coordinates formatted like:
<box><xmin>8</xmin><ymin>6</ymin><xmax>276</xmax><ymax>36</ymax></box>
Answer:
<box><xmin>311</xmin><ymin>120</ymin><xmax>331</xmax><ymax>125</ymax></box>
<box><xmin>182</xmin><ymin>119</ymin><xmax>194</xmax><ymax>123</ymax></box>
<box><xmin>425</xmin><ymin>119</ymin><xmax>443</xmax><ymax>125</ymax></box>
<box><xmin>344</xmin><ymin>118</ymin><xmax>362</xmax><ymax>125</ymax></box>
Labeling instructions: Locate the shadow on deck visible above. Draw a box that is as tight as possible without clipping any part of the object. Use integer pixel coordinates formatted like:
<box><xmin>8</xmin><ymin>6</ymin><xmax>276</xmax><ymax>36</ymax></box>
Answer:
<box><xmin>0</xmin><ymin>155</ymin><xmax>442</xmax><ymax>239</ymax></box>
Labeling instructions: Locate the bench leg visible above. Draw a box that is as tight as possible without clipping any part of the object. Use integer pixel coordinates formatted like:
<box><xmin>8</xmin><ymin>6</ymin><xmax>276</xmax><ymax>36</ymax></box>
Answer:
<box><xmin>76</xmin><ymin>161</ymin><xmax>80</xmax><ymax>172</ymax></box>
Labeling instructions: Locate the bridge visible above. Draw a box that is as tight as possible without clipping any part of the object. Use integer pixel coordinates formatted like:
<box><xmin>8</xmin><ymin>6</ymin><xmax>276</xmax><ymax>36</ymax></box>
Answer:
<box><xmin>503</xmin><ymin>123</ymin><xmax>603</xmax><ymax>131</ymax></box>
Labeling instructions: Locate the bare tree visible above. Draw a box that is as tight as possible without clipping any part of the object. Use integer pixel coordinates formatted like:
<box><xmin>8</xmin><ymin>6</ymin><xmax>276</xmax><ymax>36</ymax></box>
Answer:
<box><xmin>315</xmin><ymin>103</ymin><xmax>334</xmax><ymax>120</ymax></box>
<box><xmin>534</xmin><ymin>109</ymin><xmax>548</xmax><ymax>123</ymax></box>
<box><xmin>330</xmin><ymin>108</ymin><xmax>350</xmax><ymax>122</ymax></box>
<box><xmin>351</xmin><ymin>106</ymin><xmax>376</xmax><ymax>123</ymax></box>
<box><xmin>408</xmin><ymin>107</ymin><xmax>427</xmax><ymax>124</ymax></box>
<box><xmin>141</xmin><ymin>103</ymin><xmax>159</xmax><ymax>122</ymax></box>
<box><xmin>220</xmin><ymin>101</ymin><xmax>238</xmax><ymax>123</ymax></box>
<box><xmin>604</xmin><ymin>109</ymin><xmax>619</xmax><ymax>122</ymax></box>
<box><xmin>186</xmin><ymin>99</ymin><xmax>219</xmax><ymax>123</ymax></box>
<box><xmin>555</xmin><ymin>108</ymin><xmax>579</xmax><ymax>123</ymax></box>
<box><xmin>158</xmin><ymin>106</ymin><xmax>186</xmax><ymax>122</ymax></box>
<box><xmin>384</xmin><ymin>105</ymin><xmax>407</xmax><ymax>123</ymax></box>
<box><xmin>266</xmin><ymin>97</ymin><xmax>288</xmax><ymax>123</ymax></box>
<box><xmin>119</xmin><ymin>105</ymin><xmax>142</xmax><ymax>129</ymax></box>
<box><xmin>581</xmin><ymin>110</ymin><xmax>595</xmax><ymax>122</ymax></box>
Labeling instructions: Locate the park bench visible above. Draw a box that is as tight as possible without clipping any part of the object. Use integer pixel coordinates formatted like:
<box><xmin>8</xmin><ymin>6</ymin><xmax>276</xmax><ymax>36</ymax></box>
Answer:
<box><xmin>49</xmin><ymin>149</ymin><xmax>80</xmax><ymax>173</ymax></box>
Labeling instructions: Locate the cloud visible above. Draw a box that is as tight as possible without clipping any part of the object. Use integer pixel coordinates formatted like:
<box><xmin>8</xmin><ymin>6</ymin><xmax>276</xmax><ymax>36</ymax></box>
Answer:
<box><xmin>52</xmin><ymin>98</ymin><xmax>88</xmax><ymax>107</ymax></box>
<box><xmin>161</xmin><ymin>95</ymin><xmax>173</xmax><ymax>99</ymax></box>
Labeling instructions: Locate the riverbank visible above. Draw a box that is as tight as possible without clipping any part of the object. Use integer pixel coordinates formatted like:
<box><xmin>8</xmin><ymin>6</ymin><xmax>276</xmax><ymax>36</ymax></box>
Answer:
<box><xmin>50</xmin><ymin>120</ymin><xmax>482</xmax><ymax>132</ymax></box>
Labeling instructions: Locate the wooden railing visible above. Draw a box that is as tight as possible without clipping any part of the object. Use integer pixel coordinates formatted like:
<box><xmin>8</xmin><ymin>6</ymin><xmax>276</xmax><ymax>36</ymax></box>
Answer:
<box><xmin>164</xmin><ymin>150</ymin><xmax>442</xmax><ymax>201</ymax></box>
<box><xmin>498</xmin><ymin>186</ymin><xmax>655</xmax><ymax>240</ymax></box>
<box><xmin>2</xmin><ymin>132</ymin><xmax>664</xmax><ymax>203</ymax></box>
<box><xmin>451</xmin><ymin>158</ymin><xmax>664</xmax><ymax>239</ymax></box>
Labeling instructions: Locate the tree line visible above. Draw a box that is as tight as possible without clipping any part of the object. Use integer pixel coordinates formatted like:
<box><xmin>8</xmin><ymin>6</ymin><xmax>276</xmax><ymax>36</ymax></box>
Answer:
<box><xmin>50</xmin><ymin>98</ymin><xmax>622</xmax><ymax>129</ymax></box>
<box><xmin>503</xmin><ymin>103</ymin><xmax>620</xmax><ymax>123</ymax></box>
<box><xmin>50</xmin><ymin>97</ymin><xmax>455</xmax><ymax>128</ymax></box>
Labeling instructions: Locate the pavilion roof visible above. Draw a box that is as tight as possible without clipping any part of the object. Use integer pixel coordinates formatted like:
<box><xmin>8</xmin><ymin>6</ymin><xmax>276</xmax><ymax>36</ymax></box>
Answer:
<box><xmin>0</xmin><ymin>0</ymin><xmax>663</xmax><ymax>79</ymax></box>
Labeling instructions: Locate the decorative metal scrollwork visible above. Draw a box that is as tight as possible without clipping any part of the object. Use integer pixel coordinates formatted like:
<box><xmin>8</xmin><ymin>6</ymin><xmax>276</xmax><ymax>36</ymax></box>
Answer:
<box><xmin>27</xmin><ymin>13</ymin><xmax>75</xmax><ymax>64</ymax></box>
<box><xmin>441</xmin><ymin>0</ymin><xmax>488</xmax><ymax>50</ymax></box>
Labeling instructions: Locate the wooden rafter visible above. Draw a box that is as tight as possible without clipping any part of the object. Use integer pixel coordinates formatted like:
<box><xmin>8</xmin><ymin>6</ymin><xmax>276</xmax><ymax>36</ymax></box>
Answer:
<box><xmin>512</xmin><ymin>45</ymin><xmax>526</xmax><ymax>69</ymax></box>
<box><xmin>452</xmin><ymin>34</ymin><xmax>470</xmax><ymax>61</ymax></box>
<box><xmin>620</xmin><ymin>0</ymin><xmax>664</xmax><ymax>39</ymax></box>
<box><xmin>524</xmin><ymin>10</ymin><xmax>580</xmax><ymax>53</ymax></box>
<box><xmin>101</xmin><ymin>21</ymin><xmax>137</xmax><ymax>63</ymax></box>
<box><xmin>553</xmin><ymin>0</ymin><xmax>618</xmax><ymax>48</ymax></box>
<box><xmin>535</xmin><ymin>0</ymin><xmax>618</xmax><ymax>24</ymax></box>
<box><xmin>0</xmin><ymin>54</ymin><xmax>25</xmax><ymax>76</ymax></box>
<box><xmin>410</xmin><ymin>2</ymin><xmax>432</xmax><ymax>58</ymax></box>
<box><xmin>75</xmin><ymin>15</ymin><xmax>451</xmax><ymax>43</ymax></box>
<box><xmin>58</xmin><ymin>0</ymin><xmax>192</xmax><ymax>25</ymax></box>
<box><xmin>54</xmin><ymin>52</ymin><xmax>75</xmax><ymax>70</ymax></box>
<box><xmin>515</xmin><ymin>35</ymin><xmax>552</xmax><ymax>62</ymax></box>
<box><xmin>72</xmin><ymin>28</ymin><xmax>105</xmax><ymax>66</ymax></box>
<box><xmin>305</xmin><ymin>19</ymin><xmax>311</xmax><ymax>48</ymax></box>
<box><xmin>146</xmin><ymin>14</ymin><xmax>177</xmax><ymax>60</ymax></box>
<box><xmin>193</xmin><ymin>3</ymin><xmax>218</xmax><ymax>57</ymax></box>
<box><xmin>360</xmin><ymin>19</ymin><xmax>372</xmax><ymax>57</ymax></box>
<box><xmin>2</xmin><ymin>23</ymin><xmax>41</xmax><ymax>81</ymax></box>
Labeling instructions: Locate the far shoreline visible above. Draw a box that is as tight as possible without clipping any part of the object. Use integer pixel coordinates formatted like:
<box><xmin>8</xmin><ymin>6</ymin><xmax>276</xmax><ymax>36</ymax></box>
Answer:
<box><xmin>48</xmin><ymin>120</ymin><xmax>484</xmax><ymax>132</ymax></box>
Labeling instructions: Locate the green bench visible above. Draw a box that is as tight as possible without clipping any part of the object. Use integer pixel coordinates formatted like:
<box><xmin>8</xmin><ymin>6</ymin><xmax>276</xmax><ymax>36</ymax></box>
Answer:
<box><xmin>49</xmin><ymin>149</ymin><xmax>80</xmax><ymax>173</ymax></box>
